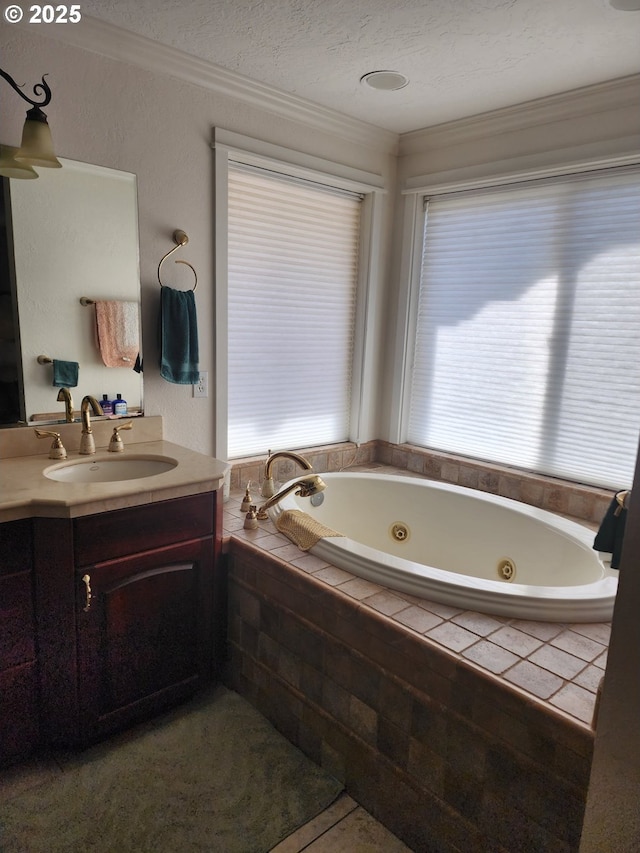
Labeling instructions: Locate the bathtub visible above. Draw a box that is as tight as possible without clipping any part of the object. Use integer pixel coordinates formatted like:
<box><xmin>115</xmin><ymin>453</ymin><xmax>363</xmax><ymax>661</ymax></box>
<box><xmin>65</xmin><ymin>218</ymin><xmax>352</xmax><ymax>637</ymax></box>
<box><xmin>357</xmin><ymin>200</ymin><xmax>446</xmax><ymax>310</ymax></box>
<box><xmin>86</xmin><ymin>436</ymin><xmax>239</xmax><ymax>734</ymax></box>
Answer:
<box><xmin>270</xmin><ymin>472</ymin><xmax>617</xmax><ymax>622</ymax></box>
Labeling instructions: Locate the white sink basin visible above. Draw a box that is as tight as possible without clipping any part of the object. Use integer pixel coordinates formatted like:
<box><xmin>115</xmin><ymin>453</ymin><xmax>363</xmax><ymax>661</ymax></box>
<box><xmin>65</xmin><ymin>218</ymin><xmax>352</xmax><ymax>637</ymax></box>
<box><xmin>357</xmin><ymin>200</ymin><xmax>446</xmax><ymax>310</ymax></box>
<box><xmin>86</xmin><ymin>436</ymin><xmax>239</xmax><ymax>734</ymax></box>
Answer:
<box><xmin>44</xmin><ymin>455</ymin><xmax>178</xmax><ymax>483</ymax></box>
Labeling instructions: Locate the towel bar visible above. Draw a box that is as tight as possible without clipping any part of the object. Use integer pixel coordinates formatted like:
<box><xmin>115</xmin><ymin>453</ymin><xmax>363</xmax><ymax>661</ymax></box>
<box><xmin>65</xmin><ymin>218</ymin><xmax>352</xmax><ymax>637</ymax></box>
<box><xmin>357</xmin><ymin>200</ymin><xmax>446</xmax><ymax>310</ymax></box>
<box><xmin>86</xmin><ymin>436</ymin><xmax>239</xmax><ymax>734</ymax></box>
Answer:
<box><xmin>158</xmin><ymin>229</ymin><xmax>198</xmax><ymax>291</ymax></box>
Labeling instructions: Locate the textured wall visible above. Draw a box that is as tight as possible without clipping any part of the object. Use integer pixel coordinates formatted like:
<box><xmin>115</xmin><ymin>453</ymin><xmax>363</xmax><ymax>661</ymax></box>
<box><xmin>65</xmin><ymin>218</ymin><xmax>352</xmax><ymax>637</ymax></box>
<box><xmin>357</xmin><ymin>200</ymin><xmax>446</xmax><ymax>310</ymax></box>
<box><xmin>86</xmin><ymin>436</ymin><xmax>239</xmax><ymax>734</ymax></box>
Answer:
<box><xmin>0</xmin><ymin>26</ymin><xmax>394</xmax><ymax>455</ymax></box>
<box><xmin>581</xmin><ymin>437</ymin><xmax>640</xmax><ymax>852</ymax></box>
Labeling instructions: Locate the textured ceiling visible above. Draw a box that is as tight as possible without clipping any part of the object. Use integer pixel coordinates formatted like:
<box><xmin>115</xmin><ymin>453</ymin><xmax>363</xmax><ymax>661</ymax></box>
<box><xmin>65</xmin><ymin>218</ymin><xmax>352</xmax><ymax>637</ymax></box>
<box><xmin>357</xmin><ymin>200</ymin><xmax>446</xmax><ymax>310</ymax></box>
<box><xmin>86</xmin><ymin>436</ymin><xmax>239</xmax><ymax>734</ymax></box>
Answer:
<box><xmin>79</xmin><ymin>0</ymin><xmax>640</xmax><ymax>133</ymax></box>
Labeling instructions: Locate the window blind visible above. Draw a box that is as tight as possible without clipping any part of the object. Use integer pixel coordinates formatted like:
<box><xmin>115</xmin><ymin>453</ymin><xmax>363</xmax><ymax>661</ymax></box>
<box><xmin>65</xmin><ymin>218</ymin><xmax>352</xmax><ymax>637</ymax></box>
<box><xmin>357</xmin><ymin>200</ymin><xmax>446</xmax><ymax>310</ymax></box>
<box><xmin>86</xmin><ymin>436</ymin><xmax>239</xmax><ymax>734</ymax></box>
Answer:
<box><xmin>407</xmin><ymin>168</ymin><xmax>640</xmax><ymax>489</ymax></box>
<box><xmin>227</xmin><ymin>164</ymin><xmax>361</xmax><ymax>458</ymax></box>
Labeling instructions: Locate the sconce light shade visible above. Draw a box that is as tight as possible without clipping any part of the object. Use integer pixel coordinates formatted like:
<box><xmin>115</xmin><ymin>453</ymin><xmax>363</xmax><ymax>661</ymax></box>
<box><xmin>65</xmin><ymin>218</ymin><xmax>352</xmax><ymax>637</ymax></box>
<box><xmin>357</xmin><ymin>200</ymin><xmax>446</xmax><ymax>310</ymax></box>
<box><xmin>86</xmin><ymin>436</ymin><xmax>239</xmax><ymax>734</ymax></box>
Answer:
<box><xmin>0</xmin><ymin>144</ymin><xmax>38</xmax><ymax>179</ymax></box>
<box><xmin>15</xmin><ymin>106</ymin><xmax>62</xmax><ymax>168</ymax></box>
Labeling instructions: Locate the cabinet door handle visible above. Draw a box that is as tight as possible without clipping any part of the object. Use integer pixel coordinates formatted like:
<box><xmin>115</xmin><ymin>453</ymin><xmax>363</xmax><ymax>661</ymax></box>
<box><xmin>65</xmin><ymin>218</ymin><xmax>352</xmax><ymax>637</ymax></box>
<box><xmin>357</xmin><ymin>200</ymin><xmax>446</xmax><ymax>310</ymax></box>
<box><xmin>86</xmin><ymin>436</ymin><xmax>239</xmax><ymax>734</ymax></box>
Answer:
<box><xmin>82</xmin><ymin>573</ymin><xmax>92</xmax><ymax>611</ymax></box>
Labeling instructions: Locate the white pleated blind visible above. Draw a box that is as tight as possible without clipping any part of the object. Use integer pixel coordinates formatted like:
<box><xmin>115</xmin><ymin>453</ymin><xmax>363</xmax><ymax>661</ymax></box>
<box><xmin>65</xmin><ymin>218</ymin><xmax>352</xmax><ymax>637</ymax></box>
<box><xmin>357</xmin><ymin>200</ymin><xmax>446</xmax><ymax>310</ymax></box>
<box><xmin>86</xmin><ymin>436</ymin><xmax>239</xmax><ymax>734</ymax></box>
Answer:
<box><xmin>227</xmin><ymin>164</ymin><xmax>361</xmax><ymax>458</ymax></box>
<box><xmin>408</xmin><ymin>168</ymin><xmax>640</xmax><ymax>489</ymax></box>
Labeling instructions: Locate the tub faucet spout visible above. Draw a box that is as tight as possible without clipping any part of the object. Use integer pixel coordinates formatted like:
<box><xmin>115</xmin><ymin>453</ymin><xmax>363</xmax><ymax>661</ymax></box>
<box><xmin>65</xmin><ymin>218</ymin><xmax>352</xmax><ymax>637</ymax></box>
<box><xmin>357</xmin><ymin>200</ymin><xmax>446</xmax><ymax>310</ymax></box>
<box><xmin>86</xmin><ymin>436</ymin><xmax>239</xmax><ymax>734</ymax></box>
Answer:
<box><xmin>259</xmin><ymin>474</ymin><xmax>327</xmax><ymax>515</ymax></box>
<box><xmin>261</xmin><ymin>450</ymin><xmax>313</xmax><ymax>498</ymax></box>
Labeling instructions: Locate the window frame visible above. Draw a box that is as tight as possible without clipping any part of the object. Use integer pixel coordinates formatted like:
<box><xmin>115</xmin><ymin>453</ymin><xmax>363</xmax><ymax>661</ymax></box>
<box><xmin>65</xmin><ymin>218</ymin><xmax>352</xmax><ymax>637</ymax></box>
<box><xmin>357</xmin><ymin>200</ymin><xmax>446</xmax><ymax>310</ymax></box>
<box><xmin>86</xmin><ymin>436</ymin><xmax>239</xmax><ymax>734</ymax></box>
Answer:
<box><xmin>212</xmin><ymin>129</ymin><xmax>386</xmax><ymax>461</ymax></box>
<box><xmin>396</xmin><ymin>158</ymin><xmax>640</xmax><ymax>486</ymax></box>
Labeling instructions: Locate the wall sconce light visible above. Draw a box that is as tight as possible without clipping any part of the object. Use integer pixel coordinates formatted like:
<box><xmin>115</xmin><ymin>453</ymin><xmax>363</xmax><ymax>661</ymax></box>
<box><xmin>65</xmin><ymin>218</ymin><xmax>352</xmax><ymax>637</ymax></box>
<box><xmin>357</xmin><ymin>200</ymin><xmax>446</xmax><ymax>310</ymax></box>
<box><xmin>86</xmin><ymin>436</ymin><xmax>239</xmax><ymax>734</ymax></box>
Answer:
<box><xmin>0</xmin><ymin>67</ymin><xmax>62</xmax><ymax>180</ymax></box>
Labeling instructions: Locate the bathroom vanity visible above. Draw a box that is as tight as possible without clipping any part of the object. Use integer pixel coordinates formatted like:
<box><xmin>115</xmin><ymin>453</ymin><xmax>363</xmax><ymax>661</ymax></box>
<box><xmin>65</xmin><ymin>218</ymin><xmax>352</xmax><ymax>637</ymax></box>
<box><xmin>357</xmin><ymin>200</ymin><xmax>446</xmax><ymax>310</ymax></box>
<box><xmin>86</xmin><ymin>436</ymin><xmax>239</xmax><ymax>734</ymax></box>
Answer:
<box><xmin>0</xmin><ymin>419</ymin><xmax>227</xmax><ymax>764</ymax></box>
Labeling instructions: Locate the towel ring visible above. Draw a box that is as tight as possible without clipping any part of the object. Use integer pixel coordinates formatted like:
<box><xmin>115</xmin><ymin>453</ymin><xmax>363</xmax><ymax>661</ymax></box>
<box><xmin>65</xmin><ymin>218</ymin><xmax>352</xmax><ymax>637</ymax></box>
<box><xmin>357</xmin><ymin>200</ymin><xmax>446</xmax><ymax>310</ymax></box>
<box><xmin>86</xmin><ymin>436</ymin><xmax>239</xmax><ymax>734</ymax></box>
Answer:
<box><xmin>158</xmin><ymin>229</ymin><xmax>198</xmax><ymax>292</ymax></box>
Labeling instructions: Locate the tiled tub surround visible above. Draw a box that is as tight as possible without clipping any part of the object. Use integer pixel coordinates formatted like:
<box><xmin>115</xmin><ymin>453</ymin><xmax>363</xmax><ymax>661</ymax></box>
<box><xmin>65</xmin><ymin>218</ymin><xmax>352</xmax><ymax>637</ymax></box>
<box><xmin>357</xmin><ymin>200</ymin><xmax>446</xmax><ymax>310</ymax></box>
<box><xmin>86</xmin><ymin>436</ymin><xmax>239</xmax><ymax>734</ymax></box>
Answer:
<box><xmin>225</xmin><ymin>534</ymin><xmax>594</xmax><ymax>852</ymax></box>
<box><xmin>226</xmin><ymin>455</ymin><xmax>613</xmax><ymax>726</ymax></box>
<box><xmin>223</xmin><ymin>455</ymin><xmax>614</xmax><ymax>852</ymax></box>
<box><xmin>228</xmin><ymin>441</ymin><xmax>614</xmax><ymax>526</ymax></box>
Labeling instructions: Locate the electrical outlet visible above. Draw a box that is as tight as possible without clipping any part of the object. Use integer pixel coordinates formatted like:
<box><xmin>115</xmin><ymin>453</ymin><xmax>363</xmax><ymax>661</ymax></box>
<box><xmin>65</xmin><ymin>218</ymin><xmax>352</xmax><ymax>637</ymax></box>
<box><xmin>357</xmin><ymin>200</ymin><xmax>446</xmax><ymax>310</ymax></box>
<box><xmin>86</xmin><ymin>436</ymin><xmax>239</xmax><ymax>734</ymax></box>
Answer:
<box><xmin>193</xmin><ymin>371</ymin><xmax>208</xmax><ymax>398</ymax></box>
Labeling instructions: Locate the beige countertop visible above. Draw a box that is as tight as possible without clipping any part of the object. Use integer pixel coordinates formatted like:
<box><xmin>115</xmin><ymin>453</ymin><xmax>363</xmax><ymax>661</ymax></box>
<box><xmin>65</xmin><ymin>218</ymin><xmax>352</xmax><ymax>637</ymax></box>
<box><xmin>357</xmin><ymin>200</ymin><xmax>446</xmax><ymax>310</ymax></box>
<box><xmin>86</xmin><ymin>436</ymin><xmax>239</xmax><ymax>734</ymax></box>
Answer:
<box><xmin>0</xmin><ymin>437</ymin><xmax>228</xmax><ymax>522</ymax></box>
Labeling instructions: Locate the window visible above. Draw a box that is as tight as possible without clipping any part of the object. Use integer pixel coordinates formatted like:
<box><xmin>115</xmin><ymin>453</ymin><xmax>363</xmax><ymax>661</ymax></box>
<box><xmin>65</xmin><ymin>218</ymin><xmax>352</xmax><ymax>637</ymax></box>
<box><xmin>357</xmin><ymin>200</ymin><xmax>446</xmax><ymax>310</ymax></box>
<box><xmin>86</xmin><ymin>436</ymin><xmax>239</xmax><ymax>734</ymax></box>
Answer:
<box><xmin>407</xmin><ymin>167</ymin><xmax>640</xmax><ymax>489</ymax></box>
<box><xmin>227</xmin><ymin>164</ymin><xmax>362</xmax><ymax>458</ymax></box>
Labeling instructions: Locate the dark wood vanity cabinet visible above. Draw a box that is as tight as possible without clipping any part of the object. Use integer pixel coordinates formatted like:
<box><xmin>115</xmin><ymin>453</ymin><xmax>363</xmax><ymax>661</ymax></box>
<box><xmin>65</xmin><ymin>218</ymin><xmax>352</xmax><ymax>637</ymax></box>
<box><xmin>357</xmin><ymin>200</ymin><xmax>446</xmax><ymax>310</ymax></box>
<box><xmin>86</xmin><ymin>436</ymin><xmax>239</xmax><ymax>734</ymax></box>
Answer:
<box><xmin>34</xmin><ymin>491</ymin><xmax>224</xmax><ymax>750</ymax></box>
<box><xmin>0</xmin><ymin>519</ymin><xmax>39</xmax><ymax>765</ymax></box>
<box><xmin>76</xmin><ymin>535</ymin><xmax>214</xmax><ymax>744</ymax></box>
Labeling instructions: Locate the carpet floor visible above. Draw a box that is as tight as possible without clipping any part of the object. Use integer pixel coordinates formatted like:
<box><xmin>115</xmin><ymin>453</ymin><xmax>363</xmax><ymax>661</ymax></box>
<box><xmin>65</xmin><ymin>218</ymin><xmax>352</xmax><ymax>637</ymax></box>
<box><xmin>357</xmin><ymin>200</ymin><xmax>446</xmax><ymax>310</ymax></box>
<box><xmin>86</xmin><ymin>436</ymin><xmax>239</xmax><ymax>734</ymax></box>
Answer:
<box><xmin>0</xmin><ymin>686</ymin><xmax>343</xmax><ymax>853</ymax></box>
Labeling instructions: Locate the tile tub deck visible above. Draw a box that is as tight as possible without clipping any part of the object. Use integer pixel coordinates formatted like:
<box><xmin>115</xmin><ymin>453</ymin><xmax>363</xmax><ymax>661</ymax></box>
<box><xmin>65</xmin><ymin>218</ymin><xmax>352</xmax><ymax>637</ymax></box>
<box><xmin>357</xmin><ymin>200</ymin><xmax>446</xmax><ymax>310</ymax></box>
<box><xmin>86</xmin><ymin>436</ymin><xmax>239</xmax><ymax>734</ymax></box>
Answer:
<box><xmin>223</xmin><ymin>463</ymin><xmax>609</xmax><ymax>729</ymax></box>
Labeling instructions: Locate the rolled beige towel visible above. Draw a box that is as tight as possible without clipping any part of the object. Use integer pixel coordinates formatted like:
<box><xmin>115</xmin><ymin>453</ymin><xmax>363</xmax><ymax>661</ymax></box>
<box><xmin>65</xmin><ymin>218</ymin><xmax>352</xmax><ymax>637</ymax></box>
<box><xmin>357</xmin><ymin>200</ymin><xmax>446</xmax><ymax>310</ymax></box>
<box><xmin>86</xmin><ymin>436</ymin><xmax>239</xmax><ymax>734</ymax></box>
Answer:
<box><xmin>275</xmin><ymin>509</ymin><xmax>344</xmax><ymax>551</ymax></box>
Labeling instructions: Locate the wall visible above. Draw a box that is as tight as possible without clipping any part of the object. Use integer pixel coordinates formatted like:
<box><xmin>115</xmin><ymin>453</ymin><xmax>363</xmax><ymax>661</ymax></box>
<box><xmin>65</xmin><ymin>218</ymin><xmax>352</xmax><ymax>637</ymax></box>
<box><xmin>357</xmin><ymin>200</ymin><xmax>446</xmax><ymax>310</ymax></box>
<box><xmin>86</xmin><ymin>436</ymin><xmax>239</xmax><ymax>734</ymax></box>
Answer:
<box><xmin>580</xmin><ymin>436</ymin><xmax>640</xmax><ymax>851</ymax></box>
<box><xmin>0</xmin><ymin>22</ymin><xmax>396</xmax><ymax>456</ymax></box>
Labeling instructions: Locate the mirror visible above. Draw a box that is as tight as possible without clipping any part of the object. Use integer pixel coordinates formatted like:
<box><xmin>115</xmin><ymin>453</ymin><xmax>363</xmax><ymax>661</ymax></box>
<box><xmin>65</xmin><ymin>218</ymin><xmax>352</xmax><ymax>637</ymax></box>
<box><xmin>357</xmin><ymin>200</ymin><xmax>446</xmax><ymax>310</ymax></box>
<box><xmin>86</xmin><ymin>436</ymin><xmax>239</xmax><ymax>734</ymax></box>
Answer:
<box><xmin>0</xmin><ymin>157</ymin><xmax>142</xmax><ymax>426</ymax></box>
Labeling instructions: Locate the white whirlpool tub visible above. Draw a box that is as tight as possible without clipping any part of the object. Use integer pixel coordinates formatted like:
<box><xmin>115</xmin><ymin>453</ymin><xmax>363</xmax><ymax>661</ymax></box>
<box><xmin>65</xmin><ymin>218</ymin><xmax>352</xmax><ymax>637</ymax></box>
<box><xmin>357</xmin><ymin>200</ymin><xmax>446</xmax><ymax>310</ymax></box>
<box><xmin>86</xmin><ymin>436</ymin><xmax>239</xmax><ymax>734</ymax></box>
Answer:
<box><xmin>270</xmin><ymin>472</ymin><xmax>618</xmax><ymax>622</ymax></box>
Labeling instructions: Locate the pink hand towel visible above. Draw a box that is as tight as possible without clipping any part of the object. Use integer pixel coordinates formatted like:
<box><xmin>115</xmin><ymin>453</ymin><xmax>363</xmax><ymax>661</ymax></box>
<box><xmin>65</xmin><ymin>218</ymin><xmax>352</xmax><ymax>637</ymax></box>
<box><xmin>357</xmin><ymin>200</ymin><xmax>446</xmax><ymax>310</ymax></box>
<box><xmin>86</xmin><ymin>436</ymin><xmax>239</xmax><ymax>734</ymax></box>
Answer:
<box><xmin>94</xmin><ymin>301</ymin><xmax>140</xmax><ymax>368</ymax></box>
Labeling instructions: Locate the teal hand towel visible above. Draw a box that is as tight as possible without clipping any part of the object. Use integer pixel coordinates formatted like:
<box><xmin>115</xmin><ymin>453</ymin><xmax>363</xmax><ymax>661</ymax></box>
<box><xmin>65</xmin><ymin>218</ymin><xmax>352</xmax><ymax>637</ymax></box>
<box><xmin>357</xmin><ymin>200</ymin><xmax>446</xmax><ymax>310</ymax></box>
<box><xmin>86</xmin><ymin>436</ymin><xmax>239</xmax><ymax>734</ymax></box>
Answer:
<box><xmin>159</xmin><ymin>286</ymin><xmax>199</xmax><ymax>385</ymax></box>
<box><xmin>52</xmin><ymin>359</ymin><xmax>79</xmax><ymax>388</ymax></box>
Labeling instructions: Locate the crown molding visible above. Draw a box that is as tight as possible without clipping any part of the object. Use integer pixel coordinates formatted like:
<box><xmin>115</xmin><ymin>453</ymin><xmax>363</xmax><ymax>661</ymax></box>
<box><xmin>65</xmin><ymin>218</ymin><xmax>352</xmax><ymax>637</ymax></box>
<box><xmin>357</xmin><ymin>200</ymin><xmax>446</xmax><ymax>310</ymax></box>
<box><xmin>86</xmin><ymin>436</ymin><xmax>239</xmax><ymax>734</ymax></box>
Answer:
<box><xmin>213</xmin><ymin>128</ymin><xmax>386</xmax><ymax>191</ymax></box>
<box><xmin>403</xmin><ymin>144</ymin><xmax>640</xmax><ymax>195</ymax></box>
<box><xmin>20</xmin><ymin>15</ymin><xmax>398</xmax><ymax>155</ymax></box>
<box><xmin>399</xmin><ymin>74</ymin><xmax>640</xmax><ymax>156</ymax></box>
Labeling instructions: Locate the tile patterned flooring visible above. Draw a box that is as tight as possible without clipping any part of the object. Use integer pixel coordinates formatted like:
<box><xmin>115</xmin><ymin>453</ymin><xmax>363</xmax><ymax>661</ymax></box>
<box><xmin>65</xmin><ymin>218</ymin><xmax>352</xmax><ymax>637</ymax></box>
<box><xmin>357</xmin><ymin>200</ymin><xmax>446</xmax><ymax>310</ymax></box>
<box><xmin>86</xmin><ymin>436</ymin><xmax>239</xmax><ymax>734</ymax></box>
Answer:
<box><xmin>271</xmin><ymin>792</ymin><xmax>411</xmax><ymax>852</ymax></box>
<box><xmin>224</xmin><ymin>464</ymin><xmax>611</xmax><ymax>728</ymax></box>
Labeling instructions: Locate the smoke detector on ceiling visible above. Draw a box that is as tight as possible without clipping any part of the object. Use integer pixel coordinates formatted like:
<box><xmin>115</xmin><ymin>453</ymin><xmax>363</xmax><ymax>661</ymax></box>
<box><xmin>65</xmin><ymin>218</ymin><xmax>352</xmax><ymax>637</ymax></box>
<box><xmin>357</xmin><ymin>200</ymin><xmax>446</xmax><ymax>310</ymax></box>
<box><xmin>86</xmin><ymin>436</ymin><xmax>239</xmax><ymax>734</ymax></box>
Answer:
<box><xmin>360</xmin><ymin>71</ymin><xmax>409</xmax><ymax>91</ymax></box>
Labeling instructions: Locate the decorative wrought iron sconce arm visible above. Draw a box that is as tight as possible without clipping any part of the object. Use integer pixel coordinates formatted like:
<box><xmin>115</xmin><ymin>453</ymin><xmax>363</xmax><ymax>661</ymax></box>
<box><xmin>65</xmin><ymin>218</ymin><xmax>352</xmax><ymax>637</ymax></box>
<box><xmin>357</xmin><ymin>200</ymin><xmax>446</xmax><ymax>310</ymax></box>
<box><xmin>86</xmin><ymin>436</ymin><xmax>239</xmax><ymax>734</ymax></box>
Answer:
<box><xmin>0</xmin><ymin>68</ymin><xmax>52</xmax><ymax>108</ymax></box>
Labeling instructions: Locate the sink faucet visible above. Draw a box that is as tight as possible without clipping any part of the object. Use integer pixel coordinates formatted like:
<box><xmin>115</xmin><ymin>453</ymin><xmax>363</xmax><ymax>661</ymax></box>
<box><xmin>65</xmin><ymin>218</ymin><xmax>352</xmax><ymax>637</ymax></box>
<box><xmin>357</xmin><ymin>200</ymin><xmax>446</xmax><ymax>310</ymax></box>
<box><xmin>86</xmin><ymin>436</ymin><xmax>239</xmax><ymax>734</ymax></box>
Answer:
<box><xmin>261</xmin><ymin>450</ymin><xmax>313</xmax><ymax>498</ymax></box>
<box><xmin>56</xmin><ymin>387</ymin><xmax>74</xmax><ymax>423</ymax></box>
<box><xmin>79</xmin><ymin>395</ymin><xmax>104</xmax><ymax>455</ymax></box>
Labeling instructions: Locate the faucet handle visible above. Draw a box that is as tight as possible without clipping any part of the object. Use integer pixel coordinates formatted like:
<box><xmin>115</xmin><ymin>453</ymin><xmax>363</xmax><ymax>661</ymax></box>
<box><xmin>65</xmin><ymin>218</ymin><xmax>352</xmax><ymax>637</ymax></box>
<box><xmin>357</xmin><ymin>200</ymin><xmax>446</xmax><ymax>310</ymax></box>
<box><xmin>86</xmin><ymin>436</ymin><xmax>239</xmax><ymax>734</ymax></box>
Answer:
<box><xmin>34</xmin><ymin>428</ymin><xmax>67</xmax><ymax>460</ymax></box>
<box><xmin>108</xmin><ymin>421</ymin><xmax>133</xmax><ymax>452</ymax></box>
<box><xmin>240</xmin><ymin>481</ymin><xmax>253</xmax><ymax>512</ymax></box>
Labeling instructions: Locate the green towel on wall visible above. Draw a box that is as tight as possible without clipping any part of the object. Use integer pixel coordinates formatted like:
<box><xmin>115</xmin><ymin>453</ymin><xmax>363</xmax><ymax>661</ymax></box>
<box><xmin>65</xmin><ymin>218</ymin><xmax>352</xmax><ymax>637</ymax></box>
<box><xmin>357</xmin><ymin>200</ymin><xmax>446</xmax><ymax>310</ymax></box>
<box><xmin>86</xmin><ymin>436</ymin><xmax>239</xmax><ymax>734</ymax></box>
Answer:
<box><xmin>159</xmin><ymin>286</ymin><xmax>200</xmax><ymax>384</ymax></box>
<box><xmin>52</xmin><ymin>359</ymin><xmax>79</xmax><ymax>387</ymax></box>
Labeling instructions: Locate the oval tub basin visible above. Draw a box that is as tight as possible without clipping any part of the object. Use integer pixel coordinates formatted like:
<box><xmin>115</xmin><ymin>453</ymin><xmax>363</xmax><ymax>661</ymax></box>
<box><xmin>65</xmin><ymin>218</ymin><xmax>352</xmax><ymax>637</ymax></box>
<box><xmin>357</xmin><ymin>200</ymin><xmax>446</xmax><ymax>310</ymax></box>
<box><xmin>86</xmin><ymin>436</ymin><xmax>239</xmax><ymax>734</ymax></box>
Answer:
<box><xmin>271</xmin><ymin>472</ymin><xmax>617</xmax><ymax>622</ymax></box>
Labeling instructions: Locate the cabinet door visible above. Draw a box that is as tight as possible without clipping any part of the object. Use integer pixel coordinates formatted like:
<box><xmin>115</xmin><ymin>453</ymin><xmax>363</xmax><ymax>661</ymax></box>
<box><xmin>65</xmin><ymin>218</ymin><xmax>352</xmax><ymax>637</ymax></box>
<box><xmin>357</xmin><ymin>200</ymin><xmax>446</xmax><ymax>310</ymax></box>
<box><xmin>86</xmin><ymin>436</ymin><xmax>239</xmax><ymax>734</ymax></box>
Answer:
<box><xmin>0</xmin><ymin>573</ymin><xmax>38</xmax><ymax>765</ymax></box>
<box><xmin>0</xmin><ymin>664</ymin><xmax>39</xmax><ymax>766</ymax></box>
<box><xmin>0</xmin><ymin>519</ymin><xmax>38</xmax><ymax>765</ymax></box>
<box><xmin>76</xmin><ymin>536</ymin><xmax>214</xmax><ymax>745</ymax></box>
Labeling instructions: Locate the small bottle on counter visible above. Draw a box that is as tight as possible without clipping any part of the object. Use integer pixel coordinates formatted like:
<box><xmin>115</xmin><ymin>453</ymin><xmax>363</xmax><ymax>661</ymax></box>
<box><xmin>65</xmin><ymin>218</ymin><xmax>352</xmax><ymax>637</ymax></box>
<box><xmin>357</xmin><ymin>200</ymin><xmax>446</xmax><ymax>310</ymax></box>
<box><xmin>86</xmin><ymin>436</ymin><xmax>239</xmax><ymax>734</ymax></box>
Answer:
<box><xmin>114</xmin><ymin>393</ymin><xmax>128</xmax><ymax>416</ymax></box>
<box><xmin>101</xmin><ymin>394</ymin><xmax>114</xmax><ymax>415</ymax></box>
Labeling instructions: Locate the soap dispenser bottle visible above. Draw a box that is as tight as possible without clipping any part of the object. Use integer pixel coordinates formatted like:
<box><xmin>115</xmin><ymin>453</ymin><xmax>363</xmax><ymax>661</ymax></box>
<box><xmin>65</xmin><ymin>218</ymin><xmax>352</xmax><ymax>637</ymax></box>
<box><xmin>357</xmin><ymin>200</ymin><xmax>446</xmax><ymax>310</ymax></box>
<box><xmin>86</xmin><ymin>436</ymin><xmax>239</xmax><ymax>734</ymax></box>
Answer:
<box><xmin>114</xmin><ymin>393</ymin><xmax>128</xmax><ymax>416</ymax></box>
<box><xmin>101</xmin><ymin>394</ymin><xmax>114</xmax><ymax>415</ymax></box>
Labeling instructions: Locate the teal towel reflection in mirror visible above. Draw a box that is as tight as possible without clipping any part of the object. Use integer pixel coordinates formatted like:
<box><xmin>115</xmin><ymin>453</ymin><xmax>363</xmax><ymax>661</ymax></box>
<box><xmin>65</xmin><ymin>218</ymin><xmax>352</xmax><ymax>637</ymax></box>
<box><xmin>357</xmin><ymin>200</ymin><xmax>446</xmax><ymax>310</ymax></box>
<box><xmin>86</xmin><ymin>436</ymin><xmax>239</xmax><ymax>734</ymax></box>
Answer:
<box><xmin>95</xmin><ymin>300</ymin><xmax>140</xmax><ymax>368</ymax></box>
<box><xmin>52</xmin><ymin>359</ymin><xmax>79</xmax><ymax>388</ymax></box>
<box><xmin>159</xmin><ymin>286</ymin><xmax>199</xmax><ymax>385</ymax></box>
